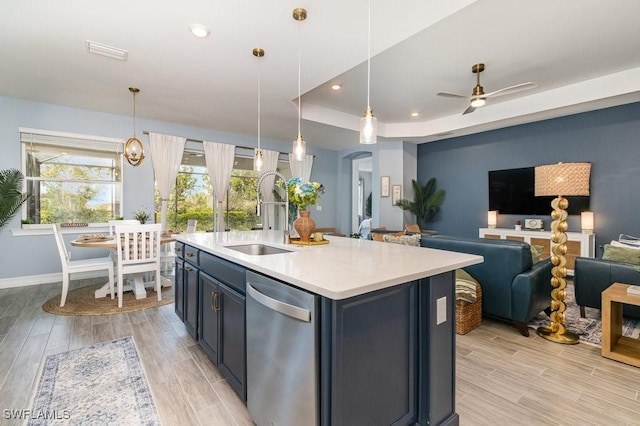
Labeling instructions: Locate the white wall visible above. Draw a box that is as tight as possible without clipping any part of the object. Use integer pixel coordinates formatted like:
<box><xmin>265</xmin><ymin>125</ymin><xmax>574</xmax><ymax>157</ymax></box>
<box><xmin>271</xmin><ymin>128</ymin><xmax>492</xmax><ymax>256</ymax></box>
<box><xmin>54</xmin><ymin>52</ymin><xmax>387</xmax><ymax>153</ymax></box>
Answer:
<box><xmin>0</xmin><ymin>95</ymin><xmax>339</xmax><ymax>285</ymax></box>
<box><xmin>337</xmin><ymin>141</ymin><xmax>417</xmax><ymax>234</ymax></box>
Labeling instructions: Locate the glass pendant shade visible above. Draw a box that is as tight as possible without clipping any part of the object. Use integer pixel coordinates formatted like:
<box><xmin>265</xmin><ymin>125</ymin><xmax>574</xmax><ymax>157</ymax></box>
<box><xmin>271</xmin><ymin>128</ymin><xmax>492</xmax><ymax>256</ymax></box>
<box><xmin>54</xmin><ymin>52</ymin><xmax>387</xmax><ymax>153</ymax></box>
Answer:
<box><xmin>293</xmin><ymin>133</ymin><xmax>306</xmax><ymax>161</ymax></box>
<box><xmin>254</xmin><ymin>149</ymin><xmax>263</xmax><ymax>171</ymax></box>
<box><xmin>359</xmin><ymin>107</ymin><xmax>377</xmax><ymax>144</ymax></box>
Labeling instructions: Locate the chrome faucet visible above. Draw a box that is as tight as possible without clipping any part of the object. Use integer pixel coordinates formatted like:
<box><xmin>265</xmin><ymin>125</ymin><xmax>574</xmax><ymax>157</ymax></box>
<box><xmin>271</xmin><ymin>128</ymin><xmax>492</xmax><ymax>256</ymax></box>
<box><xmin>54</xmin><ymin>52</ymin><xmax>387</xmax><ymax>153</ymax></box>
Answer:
<box><xmin>257</xmin><ymin>170</ymin><xmax>290</xmax><ymax>244</ymax></box>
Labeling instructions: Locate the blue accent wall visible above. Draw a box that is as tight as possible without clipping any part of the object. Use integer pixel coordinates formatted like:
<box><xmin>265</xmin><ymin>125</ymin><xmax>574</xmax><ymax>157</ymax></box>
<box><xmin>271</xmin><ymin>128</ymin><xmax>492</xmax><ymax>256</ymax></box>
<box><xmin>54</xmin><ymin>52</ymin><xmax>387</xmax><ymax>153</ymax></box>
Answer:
<box><xmin>417</xmin><ymin>102</ymin><xmax>640</xmax><ymax>255</ymax></box>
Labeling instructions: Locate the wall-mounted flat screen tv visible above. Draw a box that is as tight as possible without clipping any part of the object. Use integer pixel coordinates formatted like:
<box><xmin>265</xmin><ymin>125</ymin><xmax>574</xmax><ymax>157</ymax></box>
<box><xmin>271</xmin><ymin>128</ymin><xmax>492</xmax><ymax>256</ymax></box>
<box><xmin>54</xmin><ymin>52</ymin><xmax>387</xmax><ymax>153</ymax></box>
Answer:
<box><xmin>488</xmin><ymin>167</ymin><xmax>589</xmax><ymax>215</ymax></box>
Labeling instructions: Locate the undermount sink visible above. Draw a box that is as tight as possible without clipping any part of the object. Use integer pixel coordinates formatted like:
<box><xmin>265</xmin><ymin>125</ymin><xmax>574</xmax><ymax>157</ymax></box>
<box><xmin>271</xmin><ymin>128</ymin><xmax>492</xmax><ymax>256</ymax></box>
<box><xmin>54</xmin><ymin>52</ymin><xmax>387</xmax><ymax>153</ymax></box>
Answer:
<box><xmin>226</xmin><ymin>244</ymin><xmax>293</xmax><ymax>256</ymax></box>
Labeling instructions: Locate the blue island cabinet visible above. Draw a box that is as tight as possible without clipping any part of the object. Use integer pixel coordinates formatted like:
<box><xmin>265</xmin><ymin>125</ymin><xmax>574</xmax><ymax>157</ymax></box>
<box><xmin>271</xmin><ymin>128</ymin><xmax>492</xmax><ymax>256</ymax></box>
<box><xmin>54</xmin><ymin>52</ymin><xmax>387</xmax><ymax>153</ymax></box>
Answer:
<box><xmin>176</xmin><ymin>242</ymin><xmax>458</xmax><ymax>425</ymax></box>
<box><xmin>198</xmin><ymin>252</ymin><xmax>247</xmax><ymax>401</ymax></box>
<box><xmin>319</xmin><ymin>272</ymin><xmax>457</xmax><ymax>425</ymax></box>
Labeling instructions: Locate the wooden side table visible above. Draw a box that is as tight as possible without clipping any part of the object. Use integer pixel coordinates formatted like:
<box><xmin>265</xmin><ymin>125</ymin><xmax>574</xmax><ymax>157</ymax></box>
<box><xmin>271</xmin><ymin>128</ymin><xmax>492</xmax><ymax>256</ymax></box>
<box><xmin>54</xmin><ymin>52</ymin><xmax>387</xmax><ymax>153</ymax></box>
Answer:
<box><xmin>601</xmin><ymin>283</ymin><xmax>640</xmax><ymax>367</ymax></box>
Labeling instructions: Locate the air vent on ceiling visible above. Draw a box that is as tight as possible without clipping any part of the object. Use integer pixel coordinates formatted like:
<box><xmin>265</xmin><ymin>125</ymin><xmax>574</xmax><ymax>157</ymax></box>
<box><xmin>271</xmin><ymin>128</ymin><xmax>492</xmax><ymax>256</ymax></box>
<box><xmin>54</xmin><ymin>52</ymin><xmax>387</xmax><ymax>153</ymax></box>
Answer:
<box><xmin>85</xmin><ymin>40</ymin><xmax>128</xmax><ymax>61</ymax></box>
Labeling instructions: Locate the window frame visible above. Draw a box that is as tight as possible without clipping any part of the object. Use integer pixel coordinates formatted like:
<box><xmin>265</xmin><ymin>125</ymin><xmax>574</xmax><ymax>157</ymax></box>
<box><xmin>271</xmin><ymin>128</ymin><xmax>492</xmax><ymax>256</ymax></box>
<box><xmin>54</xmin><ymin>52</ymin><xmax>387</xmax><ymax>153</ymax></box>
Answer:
<box><xmin>162</xmin><ymin>144</ymin><xmax>291</xmax><ymax>232</ymax></box>
<box><xmin>19</xmin><ymin>127</ymin><xmax>124</xmax><ymax>230</ymax></box>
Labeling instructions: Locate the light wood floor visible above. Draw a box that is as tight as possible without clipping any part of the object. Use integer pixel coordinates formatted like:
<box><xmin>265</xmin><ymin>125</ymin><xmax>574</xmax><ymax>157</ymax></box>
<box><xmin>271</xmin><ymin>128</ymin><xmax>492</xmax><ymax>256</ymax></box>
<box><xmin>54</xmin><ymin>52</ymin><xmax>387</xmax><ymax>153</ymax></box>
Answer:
<box><xmin>1</xmin><ymin>281</ymin><xmax>640</xmax><ymax>426</ymax></box>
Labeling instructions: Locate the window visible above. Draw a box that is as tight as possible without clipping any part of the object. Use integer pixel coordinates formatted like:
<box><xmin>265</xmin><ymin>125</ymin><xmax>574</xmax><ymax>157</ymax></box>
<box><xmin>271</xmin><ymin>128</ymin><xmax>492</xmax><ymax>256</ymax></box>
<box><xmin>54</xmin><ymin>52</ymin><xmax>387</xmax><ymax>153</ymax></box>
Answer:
<box><xmin>21</xmin><ymin>128</ymin><xmax>123</xmax><ymax>227</ymax></box>
<box><xmin>159</xmin><ymin>144</ymin><xmax>290</xmax><ymax>232</ymax></box>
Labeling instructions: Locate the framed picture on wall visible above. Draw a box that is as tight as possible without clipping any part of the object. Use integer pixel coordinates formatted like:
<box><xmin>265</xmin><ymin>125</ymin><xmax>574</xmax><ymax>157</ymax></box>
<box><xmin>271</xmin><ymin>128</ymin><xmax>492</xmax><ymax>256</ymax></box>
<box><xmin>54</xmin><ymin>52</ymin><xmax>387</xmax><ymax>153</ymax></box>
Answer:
<box><xmin>380</xmin><ymin>176</ymin><xmax>390</xmax><ymax>197</ymax></box>
<box><xmin>392</xmin><ymin>185</ymin><xmax>402</xmax><ymax>205</ymax></box>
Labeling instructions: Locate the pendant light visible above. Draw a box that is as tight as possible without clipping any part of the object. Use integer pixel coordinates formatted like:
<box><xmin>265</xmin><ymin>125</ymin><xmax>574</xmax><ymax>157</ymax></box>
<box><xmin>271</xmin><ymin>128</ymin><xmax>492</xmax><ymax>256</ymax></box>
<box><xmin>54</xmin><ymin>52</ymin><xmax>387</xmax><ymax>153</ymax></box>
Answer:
<box><xmin>253</xmin><ymin>48</ymin><xmax>265</xmax><ymax>171</ymax></box>
<box><xmin>359</xmin><ymin>0</ymin><xmax>377</xmax><ymax>144</ymax></box>
<box><xmin>124</xmin><ymin>87</ymin><xmax>145</xmax><ymax>166</ymax></box>
<box><xmin>292</xmin><ymin>7</ymin><xmax>307</xmax><ymax>161</ymax></box>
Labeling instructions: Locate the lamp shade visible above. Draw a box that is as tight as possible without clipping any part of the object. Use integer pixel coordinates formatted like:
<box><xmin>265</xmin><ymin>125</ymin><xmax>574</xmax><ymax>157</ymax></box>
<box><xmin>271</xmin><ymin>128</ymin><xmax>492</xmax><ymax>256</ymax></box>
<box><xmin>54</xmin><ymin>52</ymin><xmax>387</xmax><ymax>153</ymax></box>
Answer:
<box><xmin>359</xmin><ymin>108</ymin><xmax>377</xmax><ymax>144</ymax></box>
<box><xmin>487</xmin><ymin>210</ymin><xmax>498</xmax><ymax>228</ymax></box>
<box><xmin>534</xmin><ymin>162</ymin><xmax>591</xmax><ymax>196</ymax></box>
<box><xmin>581</xmin><ymin>211</ymin><xmax>594</xmax><ymax>234</ymax></box>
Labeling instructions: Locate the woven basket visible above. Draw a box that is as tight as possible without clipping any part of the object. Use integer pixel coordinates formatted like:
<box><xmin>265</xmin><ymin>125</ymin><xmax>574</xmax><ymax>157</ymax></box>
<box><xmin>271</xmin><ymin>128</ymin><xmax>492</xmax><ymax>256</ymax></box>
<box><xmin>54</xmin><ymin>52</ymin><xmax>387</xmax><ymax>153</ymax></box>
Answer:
<box><xmin>456</xmin><ymin>282</ymin><xmax>482</xmax><ymax>335</ymax></box>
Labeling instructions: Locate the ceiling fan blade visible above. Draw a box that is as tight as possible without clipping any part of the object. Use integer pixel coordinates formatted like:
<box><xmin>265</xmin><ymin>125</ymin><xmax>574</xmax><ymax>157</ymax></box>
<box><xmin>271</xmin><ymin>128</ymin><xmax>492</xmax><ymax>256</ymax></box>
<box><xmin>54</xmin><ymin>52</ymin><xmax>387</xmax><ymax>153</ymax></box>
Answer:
<box><xmin>484</xmin><ymin>82</ymin><xmax>537</xmax><ymax>98</ymax></box>
<box><xmin>462</xmin><ymin>105</ymin><xmax>476</xmax><ymax>115</ymax></box>
<box><xmin>437</xmin><ymin>91</ymin><xmax>468</xmax><ymax>99</ymax></box>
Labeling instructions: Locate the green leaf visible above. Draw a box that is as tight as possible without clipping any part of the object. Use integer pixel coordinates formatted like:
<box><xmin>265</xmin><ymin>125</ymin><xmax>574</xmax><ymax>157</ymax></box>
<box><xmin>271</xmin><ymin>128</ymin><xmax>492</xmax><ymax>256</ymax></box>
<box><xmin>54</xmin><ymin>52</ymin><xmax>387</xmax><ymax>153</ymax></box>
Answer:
<box><xmin>394</xmin><ymin>177</ymin><xmax>445</xmax><ymax>228</ymax></box>
<box><xmin>0</xmin><ymin>169</ymin><xmax>30</xmax><ymax>229</ymax></box>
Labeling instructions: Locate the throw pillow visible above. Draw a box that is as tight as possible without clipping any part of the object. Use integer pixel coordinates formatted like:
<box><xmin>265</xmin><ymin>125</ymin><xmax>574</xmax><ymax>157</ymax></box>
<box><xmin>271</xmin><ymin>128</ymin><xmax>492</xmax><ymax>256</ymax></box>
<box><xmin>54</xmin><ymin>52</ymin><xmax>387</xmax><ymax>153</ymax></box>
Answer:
<box><xmin>382</xmin><ymin>233</ymin><xmax>421</xmax><ymax>246</ymax></box>
<box><xmin>602</xmin><ymin>244</ymin><xmax>640</xmax><ymax>266</ymax></box>
<box><xmin>530</xmin><ymin>244</ymin><xmax>545</xmax><ymax>264</ymax></box>
<box><xmin>455</xmin><ymin>269</ymin><xmax>478</xmax><ymax>303</ymax></box>
<box><xmin>405</xmin><ymin>224</ymin><xmax>421</xmax><ymax>234</ymax></box>
<box><xmin>372</xmin><ymin>230</ymin><xmax>403</xmax><ymax>242</ymax></box>
<box><xmin>610</xmin><ymin>240</ymin><xmax>640</xmax><ymax>250</ymax></box>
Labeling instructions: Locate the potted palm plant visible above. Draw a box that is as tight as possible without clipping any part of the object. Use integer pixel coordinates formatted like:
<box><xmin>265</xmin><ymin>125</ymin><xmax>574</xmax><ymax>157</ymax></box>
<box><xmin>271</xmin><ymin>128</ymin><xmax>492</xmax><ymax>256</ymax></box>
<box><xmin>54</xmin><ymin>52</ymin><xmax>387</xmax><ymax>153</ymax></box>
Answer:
<box><xmin>0</xmin><ymin>169</ymin><xmax>30</xmax><ymax>230</ymax></box>
<box><xmin>395</xmin><ymin>177</ymin><xmax>446</xmax><ymax>232</ymax></box>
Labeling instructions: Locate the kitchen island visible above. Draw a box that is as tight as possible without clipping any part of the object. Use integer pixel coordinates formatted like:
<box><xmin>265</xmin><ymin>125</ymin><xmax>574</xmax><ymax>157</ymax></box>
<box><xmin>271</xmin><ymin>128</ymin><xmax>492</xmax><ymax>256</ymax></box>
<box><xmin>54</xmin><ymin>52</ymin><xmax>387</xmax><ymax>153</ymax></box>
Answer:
<box><xmin>173</xmin><ymin>230</ymin><xmax>482</xmax><ymax>426</ymax></box>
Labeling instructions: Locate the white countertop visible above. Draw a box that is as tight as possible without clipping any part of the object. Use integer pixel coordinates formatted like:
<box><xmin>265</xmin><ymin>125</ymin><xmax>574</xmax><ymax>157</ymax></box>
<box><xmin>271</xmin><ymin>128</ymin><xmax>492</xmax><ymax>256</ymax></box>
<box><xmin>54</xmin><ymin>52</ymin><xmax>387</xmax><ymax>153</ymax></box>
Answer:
<box><xmin>174</xmin><ymin>231</ymin><xmax>483</xmax><ymax>300</ymax></box>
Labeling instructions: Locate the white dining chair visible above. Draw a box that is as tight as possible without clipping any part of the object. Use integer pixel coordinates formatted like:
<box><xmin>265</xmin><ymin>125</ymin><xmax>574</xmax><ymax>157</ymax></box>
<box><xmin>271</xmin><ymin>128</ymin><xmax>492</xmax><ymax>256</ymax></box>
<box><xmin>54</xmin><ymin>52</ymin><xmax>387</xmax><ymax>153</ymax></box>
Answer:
<box><xmin>108</xmin><ymin>219</ymin><xmax>140</xmax><ymax>235</ymax></box>
<box><xmin>114</xmin><ymin>223</ymin><xmax>162</xmax><ymax>308</ymax></box>
<box><xmin>186</xmin><ymin>219</ymin><xmax>197</xmax><ymax>233</ymax></box>
<box><xmin>52</xmin><ymin>224</ymin><xmax>114</xmax><ymax>307</ymax></box>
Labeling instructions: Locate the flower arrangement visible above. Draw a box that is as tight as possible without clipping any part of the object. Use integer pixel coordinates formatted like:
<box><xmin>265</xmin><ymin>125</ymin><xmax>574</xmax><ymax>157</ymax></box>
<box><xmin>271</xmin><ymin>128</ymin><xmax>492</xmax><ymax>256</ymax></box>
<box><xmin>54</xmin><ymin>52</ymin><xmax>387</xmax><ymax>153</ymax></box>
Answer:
<box><xmin>285</xmin><ymin>177</ymin><xmax>324</xmax><ymax>211</ymax></box>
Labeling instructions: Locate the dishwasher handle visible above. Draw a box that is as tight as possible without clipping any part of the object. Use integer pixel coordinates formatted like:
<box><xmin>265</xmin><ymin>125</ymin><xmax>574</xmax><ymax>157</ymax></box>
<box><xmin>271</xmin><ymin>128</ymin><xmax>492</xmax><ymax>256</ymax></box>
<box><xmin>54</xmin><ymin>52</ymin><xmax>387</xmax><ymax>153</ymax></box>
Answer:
<box><xmin>247</xmin><ymin>282</ymin><xmax>311</xmax><ymax>322</ymax></box>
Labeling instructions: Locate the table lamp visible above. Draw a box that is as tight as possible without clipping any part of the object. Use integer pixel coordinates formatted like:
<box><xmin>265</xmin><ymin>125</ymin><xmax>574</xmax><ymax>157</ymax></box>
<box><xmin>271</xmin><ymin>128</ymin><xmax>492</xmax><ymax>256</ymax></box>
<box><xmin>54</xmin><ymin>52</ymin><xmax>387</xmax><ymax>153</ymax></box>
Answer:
<box><xmin>581</xmin><ymin>211</ymin><xmax>594</xmax><ymax>234</ymax></box>
<box><xmin>487</xmin><ymin>210</ymin><xmax>498</xmax><ymax>229</ymax></box>
<box><xmin>534</xmin><ymin>162</ymin><xmax>591</xmax><ymax>344</ymax></box>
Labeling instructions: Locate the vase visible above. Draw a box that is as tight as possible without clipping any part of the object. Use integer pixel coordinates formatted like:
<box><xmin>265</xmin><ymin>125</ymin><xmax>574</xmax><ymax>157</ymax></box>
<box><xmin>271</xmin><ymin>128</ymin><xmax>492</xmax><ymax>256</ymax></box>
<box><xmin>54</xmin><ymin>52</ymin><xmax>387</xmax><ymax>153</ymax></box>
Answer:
<box><xmin>293</xmin><ymin>209</ymin><xmax>316</xmax><ymax>243</ymax></box>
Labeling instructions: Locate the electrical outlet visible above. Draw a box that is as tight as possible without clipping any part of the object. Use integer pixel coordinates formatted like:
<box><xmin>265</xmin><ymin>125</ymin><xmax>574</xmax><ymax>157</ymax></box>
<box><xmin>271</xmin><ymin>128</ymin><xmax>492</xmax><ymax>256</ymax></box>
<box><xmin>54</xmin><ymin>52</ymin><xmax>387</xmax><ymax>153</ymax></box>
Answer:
<box><xmin>316</xmin><ymin>205</ymin><xmax>322</xmax><ymax>211</ymax></box>
<box><xmin>437</xmin><ymin>296</ymin><xmax>447</xmax><ymax>325</ymax></box>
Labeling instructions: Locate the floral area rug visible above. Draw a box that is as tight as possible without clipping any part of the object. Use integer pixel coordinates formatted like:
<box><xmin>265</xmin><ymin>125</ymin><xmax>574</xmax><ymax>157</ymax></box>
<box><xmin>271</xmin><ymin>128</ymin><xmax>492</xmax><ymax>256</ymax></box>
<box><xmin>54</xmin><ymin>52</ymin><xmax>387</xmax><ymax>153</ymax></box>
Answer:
<box><xmin>528</xmin><ymin>284</ymin><xmax>640</xmax><ymax>347</ymax></box>
<box><xmin>28</xmin><ymin>336</ymin><xmax>160</xmax><ymax>425</ymax></box>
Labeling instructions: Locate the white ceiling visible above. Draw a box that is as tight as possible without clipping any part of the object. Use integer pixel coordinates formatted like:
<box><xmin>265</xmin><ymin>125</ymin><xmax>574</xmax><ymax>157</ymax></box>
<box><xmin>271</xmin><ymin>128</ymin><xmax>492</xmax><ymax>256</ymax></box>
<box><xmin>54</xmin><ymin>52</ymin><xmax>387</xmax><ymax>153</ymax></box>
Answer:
<box><xmin>2</xmin><ymin>0</ymin><xmax>640</xmax><ymax>151</ymax></box>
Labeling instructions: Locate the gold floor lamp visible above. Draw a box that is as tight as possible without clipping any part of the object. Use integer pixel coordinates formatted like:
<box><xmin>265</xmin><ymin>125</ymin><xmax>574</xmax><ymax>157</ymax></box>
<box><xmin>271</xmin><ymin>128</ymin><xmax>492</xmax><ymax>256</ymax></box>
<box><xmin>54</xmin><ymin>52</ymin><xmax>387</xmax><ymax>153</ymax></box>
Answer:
<box><xmin>534</xmin><ymin>162</ymin><xmax>591</xmax><ymax>344</ymax></box>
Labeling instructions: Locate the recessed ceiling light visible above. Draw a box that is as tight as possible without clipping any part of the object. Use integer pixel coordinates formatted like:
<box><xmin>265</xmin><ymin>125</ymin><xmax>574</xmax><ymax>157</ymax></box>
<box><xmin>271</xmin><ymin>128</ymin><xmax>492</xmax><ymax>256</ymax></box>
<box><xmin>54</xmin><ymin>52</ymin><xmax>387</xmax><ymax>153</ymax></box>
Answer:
<box><xmin>411</xmin><ymin>112</ymin><xmax>420</xmax><ymax>117</ymax></box>
<box><xmin>189</xmin><ymin>23</ymin><xmax>211</xmax><ymax>38</ymax></box>
<box><xmin>331</xmin><ymin>84</ymin><xmax>342</xmax><ymax>91</ymax></box>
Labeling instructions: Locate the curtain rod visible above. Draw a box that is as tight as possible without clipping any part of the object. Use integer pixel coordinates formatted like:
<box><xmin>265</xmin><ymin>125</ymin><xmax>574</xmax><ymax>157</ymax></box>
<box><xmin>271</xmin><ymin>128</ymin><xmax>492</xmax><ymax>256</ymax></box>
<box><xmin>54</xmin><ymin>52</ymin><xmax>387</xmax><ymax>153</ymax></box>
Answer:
<box><xmin>142</xmin><ymin>130</ymin><xmax>302</xmax><ymax>157</ymax></box>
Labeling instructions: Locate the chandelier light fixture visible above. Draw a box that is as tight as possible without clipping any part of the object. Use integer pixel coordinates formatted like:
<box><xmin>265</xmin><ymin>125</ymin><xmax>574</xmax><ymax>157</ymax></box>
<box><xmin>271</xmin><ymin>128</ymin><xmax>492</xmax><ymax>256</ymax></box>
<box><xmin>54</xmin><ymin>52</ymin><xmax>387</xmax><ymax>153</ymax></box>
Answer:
<box><xmin>253</xmin><ymin>47</ymin><xmax>265</xmax><ymax>171</ymax></box>
<box><xmin>292</xmin><ymin>7</ymin><xmax>307</xmax><ymax>161</ymax></box>
<box><xmin>359</xmin><ymin>0</ymin><xmax>377</xmax><ymax>144</ymax></box>
<box><xmin>124</xmin><ymin>87</ymin><xmax>144</xmax><ymax>166</ymax></box>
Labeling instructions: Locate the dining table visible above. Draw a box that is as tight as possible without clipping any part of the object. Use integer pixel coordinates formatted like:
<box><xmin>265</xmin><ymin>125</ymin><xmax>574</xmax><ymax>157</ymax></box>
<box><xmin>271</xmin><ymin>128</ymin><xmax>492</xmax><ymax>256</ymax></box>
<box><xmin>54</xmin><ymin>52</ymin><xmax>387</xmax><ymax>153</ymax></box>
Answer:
<box><xmin>71</xmin><ymin>233</ymin><xmax>176</xmax><ymax>300</ymax></box>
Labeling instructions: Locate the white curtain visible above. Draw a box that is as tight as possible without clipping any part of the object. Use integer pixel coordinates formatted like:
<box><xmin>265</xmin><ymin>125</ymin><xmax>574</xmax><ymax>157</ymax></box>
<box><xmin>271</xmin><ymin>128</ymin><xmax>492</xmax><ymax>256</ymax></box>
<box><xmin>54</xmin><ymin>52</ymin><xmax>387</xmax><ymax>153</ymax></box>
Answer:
<box><xmin>289</xmin><ymin>153</ymin><xmax>313</xmax><ymax>182</ymax></box>
<box><xmin>148</xmin><ymin>133</ymin><xmax>186</xmax><ymax>231</ymax></box>
<box><xmin>259</xmin><ymin>150</ymin><xmax>280</xmax><ymax>230</ymax></box>
<box><xmin>203</xmin><ymin>141</ymin><xmax>236</xmax><ymax>232</ymax></box>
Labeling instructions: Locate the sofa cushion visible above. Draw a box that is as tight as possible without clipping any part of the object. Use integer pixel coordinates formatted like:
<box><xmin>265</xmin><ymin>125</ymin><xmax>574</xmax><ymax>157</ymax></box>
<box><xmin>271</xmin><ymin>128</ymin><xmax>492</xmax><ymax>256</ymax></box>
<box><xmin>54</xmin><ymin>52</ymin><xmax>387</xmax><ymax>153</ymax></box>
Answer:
<box><xmin>530</xmin><ymin>244</ymin><xmax>545</xmax><ymax>264</ymax></box>
<box><xmin>422</xmin><ymin>235</ymin><xmax>534</xmax><ymax>320</ymax></box>
<box><xmin>383</xmin><ymin>233</ymin><xmax>421</xmax><ymax>246</ymax></box>
<box><xmin>610</xmin><ymin>240</ymin><xmax>640</xmax><ymax>250</ymax></box>
<box><xmin>602</xmin><ymin>243</ymin><xmax>640</xmax><ymax>266</ymax></box>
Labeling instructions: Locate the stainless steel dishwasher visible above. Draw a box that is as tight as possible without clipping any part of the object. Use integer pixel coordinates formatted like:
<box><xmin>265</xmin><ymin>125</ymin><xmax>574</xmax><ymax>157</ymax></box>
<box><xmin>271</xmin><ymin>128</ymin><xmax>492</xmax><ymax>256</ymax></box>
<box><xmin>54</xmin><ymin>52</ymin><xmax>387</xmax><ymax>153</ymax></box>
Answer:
<box><xmin>246</xmin><ymin>270</ymin><xmax>318</xmax><ymax>426</ymax></box>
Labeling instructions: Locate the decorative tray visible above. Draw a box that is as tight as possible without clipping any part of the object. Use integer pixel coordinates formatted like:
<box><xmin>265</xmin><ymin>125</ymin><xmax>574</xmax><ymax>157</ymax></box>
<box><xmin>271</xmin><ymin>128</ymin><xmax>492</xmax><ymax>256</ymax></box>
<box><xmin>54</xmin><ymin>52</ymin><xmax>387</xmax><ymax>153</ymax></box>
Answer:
<box><xmin>290</xmin><ymin>237</ymin><xmax>329</xmax><ymax>246</ymax></box>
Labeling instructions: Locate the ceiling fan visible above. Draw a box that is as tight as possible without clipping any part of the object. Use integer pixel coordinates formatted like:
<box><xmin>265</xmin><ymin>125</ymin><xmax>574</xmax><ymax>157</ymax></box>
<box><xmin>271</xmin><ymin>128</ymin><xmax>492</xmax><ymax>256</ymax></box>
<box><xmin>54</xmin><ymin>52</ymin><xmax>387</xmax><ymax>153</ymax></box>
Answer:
<box><xmin>437</xmin><ymin>63</ymin><xmax>537</xmax><ymax>115</ymax></box>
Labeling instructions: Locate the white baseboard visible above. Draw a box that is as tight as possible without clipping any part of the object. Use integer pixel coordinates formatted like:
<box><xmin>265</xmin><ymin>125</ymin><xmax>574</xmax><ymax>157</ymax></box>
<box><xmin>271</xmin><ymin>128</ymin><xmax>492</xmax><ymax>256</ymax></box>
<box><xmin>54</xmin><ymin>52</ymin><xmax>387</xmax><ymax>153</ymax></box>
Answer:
<box><xmin>0</xmin><ymin>271</ymin><xmax>110</xmax><ymax>289</ymax></box>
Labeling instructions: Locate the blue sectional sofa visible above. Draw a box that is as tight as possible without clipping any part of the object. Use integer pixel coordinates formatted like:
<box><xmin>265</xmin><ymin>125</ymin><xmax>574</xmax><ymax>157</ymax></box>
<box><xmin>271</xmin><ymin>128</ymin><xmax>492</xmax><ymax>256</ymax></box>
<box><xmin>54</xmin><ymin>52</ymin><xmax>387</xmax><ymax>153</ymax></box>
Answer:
<box><xmin>421</xmin><ymin>235</ymin><xmax>553</xmax><ymax>336</ymax></box>
<box><xmin>574</xmin><ymin>257</ymin><xmax>640</xmax><ymax>318</ymax></box>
